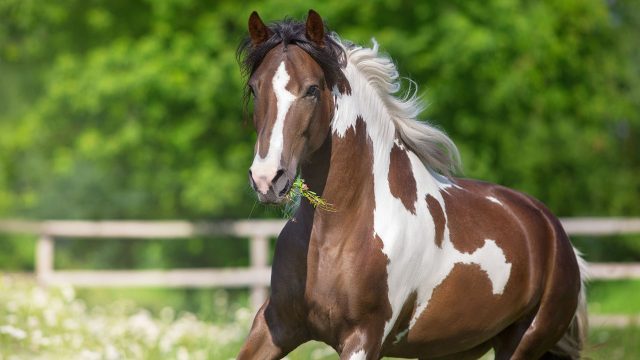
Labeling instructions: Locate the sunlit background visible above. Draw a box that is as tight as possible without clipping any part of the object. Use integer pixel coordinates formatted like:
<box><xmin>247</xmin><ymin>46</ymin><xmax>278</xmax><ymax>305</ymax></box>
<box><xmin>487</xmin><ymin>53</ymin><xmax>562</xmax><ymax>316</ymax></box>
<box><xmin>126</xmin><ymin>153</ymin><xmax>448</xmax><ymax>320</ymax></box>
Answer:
<box><xmin>1</xmin><ymin>0</ymin><xmax>639</xmax><ymax>358</ymax></box>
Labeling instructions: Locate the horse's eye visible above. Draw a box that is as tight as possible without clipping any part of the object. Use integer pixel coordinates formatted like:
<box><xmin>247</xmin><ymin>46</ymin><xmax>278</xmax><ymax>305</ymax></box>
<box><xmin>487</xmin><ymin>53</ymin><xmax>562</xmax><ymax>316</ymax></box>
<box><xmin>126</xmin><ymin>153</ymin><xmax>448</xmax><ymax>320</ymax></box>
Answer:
<box><xmin>305</xmin><ymin>85</ymin><xmax>320</xmax><ymax>98</ymax></box>
<box><xmin>249</xmin><ymin>86</ymin><xmax>256</xmax><ymax>97</ymax></box>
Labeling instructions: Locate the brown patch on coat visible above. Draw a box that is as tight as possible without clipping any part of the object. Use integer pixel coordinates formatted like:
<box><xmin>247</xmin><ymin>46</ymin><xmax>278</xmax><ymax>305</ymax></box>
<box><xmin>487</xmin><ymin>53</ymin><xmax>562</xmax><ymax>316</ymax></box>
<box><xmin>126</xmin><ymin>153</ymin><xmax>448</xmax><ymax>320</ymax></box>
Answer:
<box><xmin>440</xmin><ymin>180</ymin><xmax>524</xmax><ymax>258</ymax></box>
<box><xmin>257</xmin><ymin>125</ymin><xmax>276</xmax><ymax>159</ymax></box>
<box><xmin>386</xmin><ymin>263</ymin><xmax>521</xmax><ymax>358</ymax></box>
<box><xmin>443</xmin><ymin>179</ymin><xmax>548</xmax><ymax>266</ymax></box>
<box><xmin>440</xmin><ymin>189</ymin><xmax>486</xmax><ymax>254</ymax></box>
<box><xmin>426</xmin><ymin>195</ymin><xmax>446</xmax><ymax>248</ymax></box>
<box><xmin>388</xmin><ymin>143</ymin><xmax>417</xmax><ymax>214</ymax></box>
<box><xmin>438</xmin><ymin>179</ymin><xmax>552</xmax><ymax>307</ymax></box>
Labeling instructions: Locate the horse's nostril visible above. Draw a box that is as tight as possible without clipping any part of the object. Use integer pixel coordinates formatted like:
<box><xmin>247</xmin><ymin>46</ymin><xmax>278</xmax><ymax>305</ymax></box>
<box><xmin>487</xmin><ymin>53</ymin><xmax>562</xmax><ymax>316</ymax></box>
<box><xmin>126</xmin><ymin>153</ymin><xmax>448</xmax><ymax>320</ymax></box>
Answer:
<box><xmin>279</xmin><ymin>179</ymin><xmax>291</xmax><ymax>197</ymax></box>
<box><xmin>272</xmin><ymin>169</ymin><xmax>285</xmax><ymax>184</ymax></box>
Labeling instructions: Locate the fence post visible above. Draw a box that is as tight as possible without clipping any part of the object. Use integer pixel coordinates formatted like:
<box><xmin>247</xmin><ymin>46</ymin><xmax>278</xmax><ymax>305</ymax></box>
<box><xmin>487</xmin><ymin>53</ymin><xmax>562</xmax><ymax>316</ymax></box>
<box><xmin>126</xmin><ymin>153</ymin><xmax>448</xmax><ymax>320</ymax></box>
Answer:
<box><xmin>250</xmin><ymin>234</ymin><xmax>269</xmax><ymax>314</ymax></box>
<box><xmin>36</xmin><ymin>233</ymin><xmax>54</xmax><ymax>286</ymax></box>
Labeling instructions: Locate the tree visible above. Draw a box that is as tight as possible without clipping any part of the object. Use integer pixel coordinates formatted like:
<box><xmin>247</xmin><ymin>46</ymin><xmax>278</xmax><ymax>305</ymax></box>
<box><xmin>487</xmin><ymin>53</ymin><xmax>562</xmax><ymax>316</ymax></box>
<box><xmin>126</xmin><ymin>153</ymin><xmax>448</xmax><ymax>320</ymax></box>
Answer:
<box><xmin>0</xmin><ymin>0</ymin><xmax>638</xmax><ymax>269</ymax></box>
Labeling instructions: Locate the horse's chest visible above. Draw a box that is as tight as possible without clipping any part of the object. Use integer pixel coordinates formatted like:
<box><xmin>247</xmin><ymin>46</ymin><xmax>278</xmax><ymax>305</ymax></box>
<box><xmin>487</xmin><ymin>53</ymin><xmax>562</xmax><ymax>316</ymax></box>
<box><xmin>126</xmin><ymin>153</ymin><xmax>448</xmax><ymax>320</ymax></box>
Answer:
<box><xmin>304</xmin><ymin>237</ymin><xmax>392</xmax><ymax>340</ymax></box>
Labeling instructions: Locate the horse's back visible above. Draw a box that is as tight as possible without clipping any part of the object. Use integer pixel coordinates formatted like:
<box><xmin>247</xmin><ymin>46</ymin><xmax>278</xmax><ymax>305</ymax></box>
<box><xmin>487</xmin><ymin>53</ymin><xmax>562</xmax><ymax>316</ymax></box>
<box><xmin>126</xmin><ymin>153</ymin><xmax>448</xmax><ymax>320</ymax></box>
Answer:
<box><xmin>449</xmin><ymin>178</ymin><xmax>573</xmax><ymax>270</ymax></box>
<box><xmin>452</xmin><ymin>178</ymin><xmax>579</xmax><ymax>286</ymax></box>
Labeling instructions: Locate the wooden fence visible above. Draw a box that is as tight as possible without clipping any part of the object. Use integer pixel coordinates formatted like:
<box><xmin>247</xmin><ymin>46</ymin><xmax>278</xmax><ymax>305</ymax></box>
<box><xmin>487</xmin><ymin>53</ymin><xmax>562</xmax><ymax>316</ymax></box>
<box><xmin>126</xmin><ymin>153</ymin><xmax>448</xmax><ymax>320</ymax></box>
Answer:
<box><xmin>1</xmin><ymin>218</ymin><xmax>640</xmax><ymax>314</ymax></box>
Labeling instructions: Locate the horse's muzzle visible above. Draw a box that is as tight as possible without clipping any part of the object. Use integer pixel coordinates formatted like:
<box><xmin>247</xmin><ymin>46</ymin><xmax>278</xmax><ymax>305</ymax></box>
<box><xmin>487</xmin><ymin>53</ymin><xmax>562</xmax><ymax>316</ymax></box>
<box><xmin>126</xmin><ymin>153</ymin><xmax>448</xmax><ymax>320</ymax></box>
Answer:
<box><xmin>249</xmin><ymin>168</ymin><xmax>292</xmax><ymax>204</ymax></box>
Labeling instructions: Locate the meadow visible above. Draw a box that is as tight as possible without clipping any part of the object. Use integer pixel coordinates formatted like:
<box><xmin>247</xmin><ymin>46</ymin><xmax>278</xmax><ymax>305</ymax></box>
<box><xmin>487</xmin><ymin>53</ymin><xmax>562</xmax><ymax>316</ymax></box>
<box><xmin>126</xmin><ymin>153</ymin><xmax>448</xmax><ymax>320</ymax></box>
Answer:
<box><xmin>1</xmin><ymin>275</ymin><xmax>638</xmax><ymax>359</ymax></box>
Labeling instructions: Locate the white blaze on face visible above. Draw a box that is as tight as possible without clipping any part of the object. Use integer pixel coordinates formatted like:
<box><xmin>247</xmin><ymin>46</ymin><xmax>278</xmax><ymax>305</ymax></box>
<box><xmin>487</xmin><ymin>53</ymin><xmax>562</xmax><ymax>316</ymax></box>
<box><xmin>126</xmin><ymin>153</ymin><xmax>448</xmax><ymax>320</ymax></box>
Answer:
<box><xmin>250</xmin><ymin>61</ymin><xmax>296</xmax><ymax>193</ymax></box>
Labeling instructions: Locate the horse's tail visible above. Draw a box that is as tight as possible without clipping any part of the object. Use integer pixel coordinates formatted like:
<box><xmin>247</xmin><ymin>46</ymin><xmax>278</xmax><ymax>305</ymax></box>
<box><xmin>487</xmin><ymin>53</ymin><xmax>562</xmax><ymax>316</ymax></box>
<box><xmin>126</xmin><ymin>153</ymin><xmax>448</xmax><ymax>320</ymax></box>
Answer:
<box><xmin>549</xmin><ymin>247</ymin><xmax>589</xmax><ymax>359</ymax></box>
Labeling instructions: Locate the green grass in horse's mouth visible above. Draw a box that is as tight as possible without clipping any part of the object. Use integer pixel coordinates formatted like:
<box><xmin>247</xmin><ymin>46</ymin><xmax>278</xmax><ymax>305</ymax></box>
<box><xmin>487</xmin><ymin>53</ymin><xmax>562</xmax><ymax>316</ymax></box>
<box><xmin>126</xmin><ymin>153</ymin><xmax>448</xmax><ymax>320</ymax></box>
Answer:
<box><xmin>283</xmin><ymin>177</ymin><xmax>336</xmax><ymax>219</ymax></box>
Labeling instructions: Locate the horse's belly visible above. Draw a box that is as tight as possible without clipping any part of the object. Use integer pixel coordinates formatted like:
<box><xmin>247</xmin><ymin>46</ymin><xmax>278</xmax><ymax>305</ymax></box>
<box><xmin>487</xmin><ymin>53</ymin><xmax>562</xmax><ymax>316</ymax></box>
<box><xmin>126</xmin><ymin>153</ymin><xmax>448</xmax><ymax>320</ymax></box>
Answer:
<box><xmin>385</xmin><ymin>261</ymin><xmax>532</xmax><ymax>358</ymax></box>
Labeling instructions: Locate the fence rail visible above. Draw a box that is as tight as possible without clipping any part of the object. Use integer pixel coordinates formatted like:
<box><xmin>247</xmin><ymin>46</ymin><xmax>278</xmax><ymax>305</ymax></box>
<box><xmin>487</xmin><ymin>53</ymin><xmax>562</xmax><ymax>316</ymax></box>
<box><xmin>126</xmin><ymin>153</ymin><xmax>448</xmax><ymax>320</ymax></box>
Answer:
<box><xmin>1</xmin><ymin>218</ymin><xmax>640</xmax><ymax>313</ymax></box>
<box><xmin>0</xmin><ymin>219</ymin><xmax>285</xmax><ymax>311</ymax></box>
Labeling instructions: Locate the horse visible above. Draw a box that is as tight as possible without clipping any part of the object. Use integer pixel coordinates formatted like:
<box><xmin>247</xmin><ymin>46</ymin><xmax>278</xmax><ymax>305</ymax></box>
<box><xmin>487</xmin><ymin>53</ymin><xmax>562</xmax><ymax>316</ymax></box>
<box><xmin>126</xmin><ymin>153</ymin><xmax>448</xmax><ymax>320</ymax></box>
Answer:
<box><xmin>236</xmin><ymin>10</ymin><xmax>588</xmax><ymax>360</ymax></box>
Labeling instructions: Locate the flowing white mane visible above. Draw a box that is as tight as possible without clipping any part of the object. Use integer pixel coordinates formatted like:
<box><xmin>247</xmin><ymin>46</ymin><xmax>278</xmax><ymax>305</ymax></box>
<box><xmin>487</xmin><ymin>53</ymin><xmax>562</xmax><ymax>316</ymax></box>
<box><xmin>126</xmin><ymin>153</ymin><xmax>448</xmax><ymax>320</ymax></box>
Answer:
<box><xmin>336</xmin><ymin>39</ymin><xmax>461</xmax><ymax>176</ymax></box>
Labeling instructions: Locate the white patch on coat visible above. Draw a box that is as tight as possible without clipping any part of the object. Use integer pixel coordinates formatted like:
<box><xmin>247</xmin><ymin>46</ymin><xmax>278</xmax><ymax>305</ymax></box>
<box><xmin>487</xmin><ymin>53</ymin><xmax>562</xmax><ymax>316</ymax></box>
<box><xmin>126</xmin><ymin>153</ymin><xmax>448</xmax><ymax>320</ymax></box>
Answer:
<box><xmin>250</xmin><ymin>61</ymin><xmax>296</xmax><ymax>193</ymax></box>
<box><xmin>331</xmin><ymin>85</ymin><xmax>358</xmax><ymax>137</ymax></box>
<box><xmin>486</xmin><ymin>196</ymin><xmax>503</xmax><ymax>206</ymax></box>
<box><xmin>332</xmin><ymin>45</ymin><xmax>512</xmax><ymax>343</ymax></box>
<box><xmin>348</xmin><ymin>349</ymin><xmax>367</xmax><ymax>360</ymax></box>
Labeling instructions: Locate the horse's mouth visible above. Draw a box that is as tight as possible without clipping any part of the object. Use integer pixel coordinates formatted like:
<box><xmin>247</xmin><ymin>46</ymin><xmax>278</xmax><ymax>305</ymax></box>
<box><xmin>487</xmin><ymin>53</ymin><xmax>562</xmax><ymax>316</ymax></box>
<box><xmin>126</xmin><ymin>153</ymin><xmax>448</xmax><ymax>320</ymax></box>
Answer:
<box><xmin>254</xmin><ymin>178</ymin><xmax>293</xmax><ymax>205</ymax></box>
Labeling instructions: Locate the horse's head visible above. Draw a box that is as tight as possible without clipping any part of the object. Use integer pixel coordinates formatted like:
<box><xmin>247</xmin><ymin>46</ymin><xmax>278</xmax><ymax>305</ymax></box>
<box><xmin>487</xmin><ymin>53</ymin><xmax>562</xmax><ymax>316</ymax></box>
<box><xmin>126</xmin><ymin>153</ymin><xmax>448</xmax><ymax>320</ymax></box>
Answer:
<box><xmin>240</xmin><ymin>10</ymin><xmax>349</xmax><ymax>204</ymax></box>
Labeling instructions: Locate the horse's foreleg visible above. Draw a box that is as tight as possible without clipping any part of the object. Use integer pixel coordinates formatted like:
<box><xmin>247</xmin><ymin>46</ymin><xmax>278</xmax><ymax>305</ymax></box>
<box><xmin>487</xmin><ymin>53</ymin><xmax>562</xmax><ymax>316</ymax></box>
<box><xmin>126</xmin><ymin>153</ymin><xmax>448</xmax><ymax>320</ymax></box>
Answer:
<box><xmin>237</xmin><ymin>305</ymin><xmax>283</xmax><ymax>360</ymax></box>
<box><xmin>237</xmin><ymin>299</ymin><xmax>305</xmax><ymax>360</ymax></box>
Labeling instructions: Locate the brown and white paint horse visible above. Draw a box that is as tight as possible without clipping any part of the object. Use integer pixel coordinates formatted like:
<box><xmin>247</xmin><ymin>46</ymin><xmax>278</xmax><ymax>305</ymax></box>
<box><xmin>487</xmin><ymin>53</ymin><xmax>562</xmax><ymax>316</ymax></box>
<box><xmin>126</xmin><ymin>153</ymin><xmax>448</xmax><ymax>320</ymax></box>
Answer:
<box><xmin>237</xmin><ymin>10</ymin><xmax>588</xmax><ymax>360</ymax></box>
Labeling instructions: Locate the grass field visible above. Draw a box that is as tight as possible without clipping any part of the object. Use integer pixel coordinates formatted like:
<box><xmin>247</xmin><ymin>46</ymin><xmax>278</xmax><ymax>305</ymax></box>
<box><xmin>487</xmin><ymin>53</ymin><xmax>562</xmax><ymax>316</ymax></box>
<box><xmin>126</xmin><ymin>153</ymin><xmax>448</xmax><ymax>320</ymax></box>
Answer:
<box><xmin>1</xmin><ymin>276</ymin><xmax>639</xmax><ymax>359</ymax></box>
<box><xmin>588</xmin><ymin>279</ymin><xmax>640</xmax><ymax>314</ymax></box>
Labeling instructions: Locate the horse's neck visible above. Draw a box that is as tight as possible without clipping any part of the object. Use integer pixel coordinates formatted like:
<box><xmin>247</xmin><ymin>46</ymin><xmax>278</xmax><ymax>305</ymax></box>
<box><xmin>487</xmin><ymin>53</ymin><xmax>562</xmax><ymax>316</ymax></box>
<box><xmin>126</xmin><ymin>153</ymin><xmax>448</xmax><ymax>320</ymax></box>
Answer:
<box><xmin>301</xmin><ymin>66</ymin><xmax>448</xmax><ymax>231</ymax></box>
<box><xmin>301</xmin><ymin>87</ymin><xmax>428</xmax><ymax>221</ymax></box>
<box><xmin>299</xmin><ymin>133</ymin><xmax>332</xmax><ymax>197</ymax></box>
<box><xmin>299</xmin><ymin>123</ymin><xmax>375</xmax><ymax>213</ymax></box>
<box><xmin>322</xmin><ymin>79</ymin><xmax>411</xmax><ymax>205</ymax></box>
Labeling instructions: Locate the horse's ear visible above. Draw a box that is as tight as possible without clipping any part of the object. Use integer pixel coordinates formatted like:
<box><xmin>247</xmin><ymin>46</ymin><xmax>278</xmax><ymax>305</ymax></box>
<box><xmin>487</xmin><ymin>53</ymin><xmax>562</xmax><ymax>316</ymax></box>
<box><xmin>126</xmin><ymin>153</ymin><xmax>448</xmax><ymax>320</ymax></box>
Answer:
<box><xmin>305</xmin><ymin>9</ymin><xmax>325</xmax><ymax>46</ymax></box>
<box><xmin>248</xmin><ymin>11</ymin><xmax>272</xmax><ymax>46</ymax></box>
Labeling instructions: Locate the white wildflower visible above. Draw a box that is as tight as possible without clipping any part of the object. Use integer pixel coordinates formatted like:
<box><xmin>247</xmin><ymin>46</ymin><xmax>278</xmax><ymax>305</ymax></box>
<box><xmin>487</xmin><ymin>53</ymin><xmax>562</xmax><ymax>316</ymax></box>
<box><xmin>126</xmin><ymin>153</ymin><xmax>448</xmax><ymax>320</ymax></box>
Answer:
<box><xmin>87</xmin><ymin>317</ymin><xmax>106</xmax><ymax>336</ymax></box>
<box><xmin>0</xmin><ymin>279</ymin><xmax>257</xmax><ymax>359</ymax></box>
<box><xmin>6</xmin><ymin>301</ymin><xmax>17</xmax><ymax>313</ymax></box>
<box><xmin>104</xmin><ymin>344</ymin><xmax>120</xmax><ymax>360</ymax></box>
<box><xmin>127</xmin><ymin>310</ymin><xmax>159</xmax><ymax>344</ymax></box>
<box><xmin>5</xmin><ymin>314</ymin><xmax>17</xmax><ymax>325</ymax></box>
<box><xmin>127</xmin><ymin>343</ymin><xmax>143</xmax><ymax>359</ymax></box>
<box><xmin>69</xmin><ymin>332</ymin><xmax>83</xmax><ymax>349</ymax></box>
<box><xmin>0</xmin><ymin>325</ymin><xmax>27</xmax><ymax>340</ymax></box>
<box><xmin>159</xmin><ymin>332</ymin><xmax>175</xmax><ymax>353</ymax></box>
<box><xmin>27</xmin><ymin>316</ymin><xmax>39</xmax><ymax>328</ymax></box>
<box><xmin>235</xmin><ymin>307</ymin><xmax>252</xmax><ymax>322</ymax></box>
<box><xmin>193</xmin><ymin>350</ymin><xmax>208</xmax><ymax>360</ymax></box>
<box><xmin>79</xmin><ymin>349</ymin><xmax>101</xmax><ymax>360</ymax></box>
<box><xmin>50</xmin><ymin>334</ymin><xmax>63</xmax><ymax>347</ymax></box>
<box><xmin>177</xmin><ymin>347</ymin><xmax>189</xmax><ymax>360</ymax></box>
<box><xmin>62</xmin><ymin>318</ymin><xmax>79</xmax><ymax>331</ymax></box>
<box><xmin>30</xmin><ymin>329</ymin><xmax>50</xmax><ymax>348</ymax></box>
<box><xmin>70</xmin><ymin>299</ymin><xmax>87</xmax><ymax>315</ymax></box>
<box><xmin>59</xmin><ymin>284</ymin><xmax>75</xmax><ymax>302</ymax></box>
<box><xmin>31</xmin><ymin>287</ymin><xmax>48</xmax><ymax>308</ymax></box>
<box><xmin>43</xmin><ymin>308</ymin><xmax>57</xmax><ymax>327</ymax></box>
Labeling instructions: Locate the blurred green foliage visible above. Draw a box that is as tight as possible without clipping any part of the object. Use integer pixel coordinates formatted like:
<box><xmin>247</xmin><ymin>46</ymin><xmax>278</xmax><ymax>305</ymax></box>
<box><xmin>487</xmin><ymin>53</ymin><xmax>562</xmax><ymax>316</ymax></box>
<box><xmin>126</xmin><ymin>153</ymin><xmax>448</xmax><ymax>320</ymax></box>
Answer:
<box><xmin>0</xmin><ymin>0</ymin><xmax>639</xmax><ymax>269</ymax></box>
